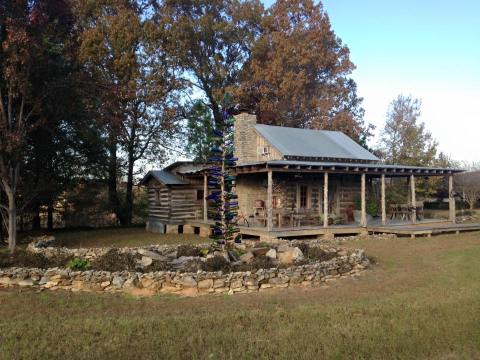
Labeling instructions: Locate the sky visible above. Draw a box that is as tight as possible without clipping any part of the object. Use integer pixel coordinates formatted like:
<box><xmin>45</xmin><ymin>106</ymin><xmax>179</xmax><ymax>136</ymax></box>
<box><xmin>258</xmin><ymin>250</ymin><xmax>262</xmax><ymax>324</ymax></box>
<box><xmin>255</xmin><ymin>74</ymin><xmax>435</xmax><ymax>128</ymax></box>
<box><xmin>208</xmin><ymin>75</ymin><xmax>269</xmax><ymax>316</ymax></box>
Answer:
<box><xmin>263</xmin><ymin>0</ymin><xmax>480</xmax><ymax>162</ymax></box>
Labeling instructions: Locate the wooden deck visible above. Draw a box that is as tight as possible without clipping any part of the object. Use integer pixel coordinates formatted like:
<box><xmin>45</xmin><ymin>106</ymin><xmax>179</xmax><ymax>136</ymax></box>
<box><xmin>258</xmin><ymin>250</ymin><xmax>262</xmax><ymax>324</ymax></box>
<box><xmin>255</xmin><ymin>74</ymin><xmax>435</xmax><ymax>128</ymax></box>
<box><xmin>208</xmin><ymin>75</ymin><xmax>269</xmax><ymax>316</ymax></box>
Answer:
<box><xmin>369</xmin><ymin>222</ymin><xmax>480</xmax><ymax>238</ymax></box>
<box><xmin>183</xmin><ymin>219</ymin><xmax>480</xmax><ymax>240</ymax></box>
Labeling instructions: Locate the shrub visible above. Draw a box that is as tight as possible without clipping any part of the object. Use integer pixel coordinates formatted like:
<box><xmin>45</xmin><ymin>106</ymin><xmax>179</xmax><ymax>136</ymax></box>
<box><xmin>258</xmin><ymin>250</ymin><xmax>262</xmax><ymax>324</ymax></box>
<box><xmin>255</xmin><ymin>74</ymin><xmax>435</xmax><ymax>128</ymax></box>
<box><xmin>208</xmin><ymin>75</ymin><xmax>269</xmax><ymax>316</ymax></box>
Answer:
<box><xmin>201</xmin><ymin>256</ymin><xmax>231</xmax><ymax>272</ymax></box>
<box><xmin>177</xmin><ymin>245</ymin><xmax>202</xmax><ymax>258</ymax></box>
<box><xmin>0</xmin><ymin>250</ymin><xmax>48</xmax><ymax>269</ymax></box>
<box><xmin>296</xmin><ymin>243</ymin><xmax>336</xmax><ymax>262</ymax></box>
<box><xmin>66</xmin><ymin>258</ymin><xmax>91</xmax><ymax>271</ymax></box>
<box><xmin>233</xmin><ymin>257</ymin><xmax>276</xmax><ymax>272</ymax></box>
<box><xmin>91</xmin><ymin>249</ymin><xmax>136</xmax><ymax>272</ymax></box>
<box><xmin>0</xmin><ymin>249</ymin><xmax>73</xmax><ymax>269</ymax></box>
<box><xmin>254</xmin><ymin>242</ymin><xmax>272</xmax><ymax>249</ymax></box>
<box><xmin>308</xmin><ymin>247</ymin><xmax>336</xmax><ymax>262</ymax></box>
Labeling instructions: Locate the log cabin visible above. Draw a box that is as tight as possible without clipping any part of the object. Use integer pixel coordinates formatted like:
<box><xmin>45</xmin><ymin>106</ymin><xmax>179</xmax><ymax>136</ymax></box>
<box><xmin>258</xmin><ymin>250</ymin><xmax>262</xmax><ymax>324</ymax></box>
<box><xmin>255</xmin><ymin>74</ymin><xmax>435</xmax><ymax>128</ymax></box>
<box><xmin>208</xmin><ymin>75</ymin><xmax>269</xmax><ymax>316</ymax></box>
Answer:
<box><xmin>140</xmin><ymin>112</ymin><xmax>473</xmax><ymax>240</ymax></box>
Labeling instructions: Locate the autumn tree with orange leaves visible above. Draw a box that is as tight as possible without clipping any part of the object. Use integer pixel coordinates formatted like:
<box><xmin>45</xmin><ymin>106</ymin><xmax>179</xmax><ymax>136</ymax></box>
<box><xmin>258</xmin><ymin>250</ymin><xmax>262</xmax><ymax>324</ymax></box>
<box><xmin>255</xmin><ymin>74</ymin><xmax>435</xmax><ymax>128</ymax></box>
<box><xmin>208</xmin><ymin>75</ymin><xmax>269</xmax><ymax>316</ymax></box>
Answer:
<box><xmin>237</xmin><ymin>0</ymin><xmax>372</xmax><ymax>143</ymax></box>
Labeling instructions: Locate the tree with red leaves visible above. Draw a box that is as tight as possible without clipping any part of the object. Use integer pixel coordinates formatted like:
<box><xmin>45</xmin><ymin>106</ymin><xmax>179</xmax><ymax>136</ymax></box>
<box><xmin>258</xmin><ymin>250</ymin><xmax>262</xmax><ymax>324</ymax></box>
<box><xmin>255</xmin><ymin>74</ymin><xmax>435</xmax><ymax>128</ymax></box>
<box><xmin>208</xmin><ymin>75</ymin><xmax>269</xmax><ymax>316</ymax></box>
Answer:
<box><xmin>0</xmin><ymin>0</ymin><xmax>75</xmax><ymax>250</ymax></box>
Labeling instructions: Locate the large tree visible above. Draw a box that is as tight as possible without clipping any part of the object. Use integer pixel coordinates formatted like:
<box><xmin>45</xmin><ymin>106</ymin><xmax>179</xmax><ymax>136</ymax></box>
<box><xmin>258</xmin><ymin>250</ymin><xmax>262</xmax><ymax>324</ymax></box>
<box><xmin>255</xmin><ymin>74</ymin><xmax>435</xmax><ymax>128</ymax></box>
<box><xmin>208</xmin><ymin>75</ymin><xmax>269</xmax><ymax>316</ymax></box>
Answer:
<box><xmin>74</xmin><ymin>0</ymin><xmax>180</xmax><ymax>225</ymax></box>
<box><xmin>0</xmin><ymin>0</ymin><xmax>76</xmax><ymax>249</ymax></box>
<box><xmin>455</xmin><ymin>171</ymin><xmax>480</xmax><ymax>210</ymax></box>
<box><xmin>153</xmin><ymin>0</ymin><xmax>263</xmax><ymax>125</ymax></box>
<box><xmin>236</xmin><ymin>0</ymin><xmax>370</xmax><ymax>143</ymax></box>
<box><xmin>379</xmin><ymin>95</ymin><xmax>438</xmax><ymax>166</ymax></box>
<box><xmin>184</xmin><ymin>101</ymin><xmax>216</xmax><ymax>163</ymax></box>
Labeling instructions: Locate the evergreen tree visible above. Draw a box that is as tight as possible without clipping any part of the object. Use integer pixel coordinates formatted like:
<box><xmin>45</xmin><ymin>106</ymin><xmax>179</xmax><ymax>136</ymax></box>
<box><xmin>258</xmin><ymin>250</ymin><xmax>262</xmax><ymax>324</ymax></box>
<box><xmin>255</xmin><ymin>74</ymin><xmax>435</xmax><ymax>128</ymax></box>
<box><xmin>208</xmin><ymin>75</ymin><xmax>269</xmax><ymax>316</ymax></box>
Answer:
<box><xmin>185</xmin><ymin>101</ymin><xmax>216</xmax><ymax>163</ymax></box>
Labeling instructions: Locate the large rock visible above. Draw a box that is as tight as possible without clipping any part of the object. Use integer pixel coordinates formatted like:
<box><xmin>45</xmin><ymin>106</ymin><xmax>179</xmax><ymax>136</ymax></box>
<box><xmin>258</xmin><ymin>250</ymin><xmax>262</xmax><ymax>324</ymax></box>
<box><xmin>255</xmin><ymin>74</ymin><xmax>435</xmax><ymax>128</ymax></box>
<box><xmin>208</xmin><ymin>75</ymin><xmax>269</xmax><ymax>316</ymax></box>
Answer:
<box><xmin>28</xmin><ymin>235</ymin><xmax>57</xmax><ymax>249</ymax></box>
<box><xmin>112</xmin><ymin>275</ymin><xmax>125</xmax><ymax>289</ymax></box>
<box><xmin>277</xmin><ymin>247</ymin><xmax>304</xmax><ymax>264</ymax></box>
<box><xmin>137</xmin><ymin>256</ymin><xmax>153</xmax><ymax>268</ymax></box>
<box><xmin>240</xmin><ymin>252</ymin><xmax>254</xmax><ymax>264</ymax></box>
<box><xmin>251</xmin><ymin>247</ymin><xmax>270</xmax><ymax>257</ymax></box>
<box><xmin>198</xmin><ymin>279</ymin><xmax>214</xmax><ymax>290</ymax></box>
<box><xmin>170</xmin><ymin>256</ymin><xmax>197</xmax><ymax>270</ymax></box>
<box><xmin>137</xmin><ymin>249</ymin><xmax>166</xmax><ymax>261</ymax></box>
<box><xmin>0</xmin><ymin>277</ymin><xmax>12</xmax><ymax>286</ymax></box>
<box><xmin>18</xmin><ymin>279</ymin><xmax>35</xmax><ymax>287</ymax></box>
<box><xmin>176</xmin><ymin>276</ymin><xmax>197</xmax><ymax>288</ymax></box>
<box><xmin>265</xmin><ymin>248</ymin><xmax>277</xmax><ymax>260</ymax></box>
<box><xmin>123</xmin><ymin>276</ymin><xmax>141</xmax><ymax>289</ymax></box>
<box><xmin>230</xmin><ymin>279</ymin><xmax>244</xmax><ymax>291</ymax></box>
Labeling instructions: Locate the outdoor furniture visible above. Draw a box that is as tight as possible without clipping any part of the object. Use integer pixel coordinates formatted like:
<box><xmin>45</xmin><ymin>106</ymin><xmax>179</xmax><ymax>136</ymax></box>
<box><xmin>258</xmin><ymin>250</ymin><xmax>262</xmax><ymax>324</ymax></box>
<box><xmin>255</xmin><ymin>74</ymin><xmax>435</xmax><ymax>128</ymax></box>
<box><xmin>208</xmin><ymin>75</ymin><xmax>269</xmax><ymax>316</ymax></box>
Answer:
<box><xmin>389</xmin><ymin>202</ymin><xmax>425</xmax><ymax>222</ymax></box>
<box><xmin>253</xmin><ymin>206</ymin><xmax>267</xmax><ymax>227</ymax></box>
<box><xmin>415</xmin><ymin>201</ymin><xmax>425</xmax><ymax>220</ymax></box>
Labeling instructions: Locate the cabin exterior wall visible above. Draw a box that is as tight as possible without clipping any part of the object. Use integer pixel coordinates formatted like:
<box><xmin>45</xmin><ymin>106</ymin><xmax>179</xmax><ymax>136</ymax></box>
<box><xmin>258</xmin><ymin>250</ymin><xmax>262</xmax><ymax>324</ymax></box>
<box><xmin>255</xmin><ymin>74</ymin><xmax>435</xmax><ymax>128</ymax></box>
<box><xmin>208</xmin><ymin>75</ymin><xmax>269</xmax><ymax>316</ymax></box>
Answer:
<box><xmin>235</xmin><ymin>173</ymin><xmax>363</xmax><ymax>223</ymax></box>
<box><xmin>145</xmin><ymin>178</ymin><xmax>204</xmax><ymax>232</ymax></box>
<box><xmin>233</xmin><ymin>113</ymin><xmax>283</xmax><ymax>165</ymax></box>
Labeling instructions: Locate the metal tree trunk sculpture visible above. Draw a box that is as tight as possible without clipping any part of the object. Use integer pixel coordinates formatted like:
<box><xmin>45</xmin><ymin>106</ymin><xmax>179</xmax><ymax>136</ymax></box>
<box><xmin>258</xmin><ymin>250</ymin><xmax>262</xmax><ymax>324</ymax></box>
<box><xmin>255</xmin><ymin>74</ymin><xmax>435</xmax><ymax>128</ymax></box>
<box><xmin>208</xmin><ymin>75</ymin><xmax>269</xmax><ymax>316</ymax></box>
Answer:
<box><xmin>206</xmin><ymin>97</ymin><xmax>240</xmax><ymax>249</ymax></box>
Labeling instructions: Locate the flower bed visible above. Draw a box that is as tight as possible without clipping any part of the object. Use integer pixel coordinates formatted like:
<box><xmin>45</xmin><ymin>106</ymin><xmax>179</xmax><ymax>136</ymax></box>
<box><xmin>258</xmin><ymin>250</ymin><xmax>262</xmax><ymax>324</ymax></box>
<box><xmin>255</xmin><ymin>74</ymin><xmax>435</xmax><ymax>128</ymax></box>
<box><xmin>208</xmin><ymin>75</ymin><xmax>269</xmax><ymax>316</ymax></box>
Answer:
<box><xmin>0</xmin><ymin>237</ymin><xmax>370</xmax><ymax>296</ymax></box>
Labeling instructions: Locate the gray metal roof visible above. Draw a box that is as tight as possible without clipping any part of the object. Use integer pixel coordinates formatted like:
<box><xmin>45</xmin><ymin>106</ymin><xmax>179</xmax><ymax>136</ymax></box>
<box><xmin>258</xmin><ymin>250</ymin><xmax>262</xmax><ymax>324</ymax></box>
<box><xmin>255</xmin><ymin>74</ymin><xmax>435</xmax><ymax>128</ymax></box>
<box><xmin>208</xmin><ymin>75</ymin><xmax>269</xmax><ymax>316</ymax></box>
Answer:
<box><xmin>140</xmin><ymin>170</ymin><xmax>189</xmax><ymax>185</ymax></box>
<box><xmin>255</xmin><ymin>124</ymin><xmax>379</xmax><ymax>162</ymax></box>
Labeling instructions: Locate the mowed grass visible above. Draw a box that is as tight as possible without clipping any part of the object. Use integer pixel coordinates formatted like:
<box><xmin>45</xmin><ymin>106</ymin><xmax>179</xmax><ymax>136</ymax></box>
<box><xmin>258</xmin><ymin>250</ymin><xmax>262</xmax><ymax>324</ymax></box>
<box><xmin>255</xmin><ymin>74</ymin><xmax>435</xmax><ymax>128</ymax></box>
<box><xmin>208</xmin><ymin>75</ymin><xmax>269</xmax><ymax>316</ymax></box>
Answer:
<box><xmin>2</xmin><ymin>232</ymin><xmax>480</xmax><ymax>359</ymax></box>
<box><xmin>52</xmin><ymin>227</ymin><xmax>207</xmax><ymax>248</ymax></box>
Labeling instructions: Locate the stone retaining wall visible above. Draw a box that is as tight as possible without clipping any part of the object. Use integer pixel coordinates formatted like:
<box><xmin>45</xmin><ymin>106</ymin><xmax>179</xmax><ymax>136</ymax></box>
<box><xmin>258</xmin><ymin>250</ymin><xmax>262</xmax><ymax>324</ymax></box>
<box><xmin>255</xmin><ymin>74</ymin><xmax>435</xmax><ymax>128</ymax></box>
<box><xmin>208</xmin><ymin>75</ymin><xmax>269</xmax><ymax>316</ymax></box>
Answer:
<box><xmin>0</xmin><ymin>248</ymin><xmax>369</xmax><ymax>296</ymax></box>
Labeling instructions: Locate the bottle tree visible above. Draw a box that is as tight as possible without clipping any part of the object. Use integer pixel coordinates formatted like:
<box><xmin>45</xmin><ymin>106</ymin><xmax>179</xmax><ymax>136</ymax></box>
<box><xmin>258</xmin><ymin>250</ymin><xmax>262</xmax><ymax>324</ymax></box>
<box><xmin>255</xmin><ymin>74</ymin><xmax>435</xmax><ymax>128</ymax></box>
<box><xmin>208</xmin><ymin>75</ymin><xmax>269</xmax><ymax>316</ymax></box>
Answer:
<box><xmin>206</xmin><ymin>95</ymin><xmax>241</xmax><ymax>250</ymax></box>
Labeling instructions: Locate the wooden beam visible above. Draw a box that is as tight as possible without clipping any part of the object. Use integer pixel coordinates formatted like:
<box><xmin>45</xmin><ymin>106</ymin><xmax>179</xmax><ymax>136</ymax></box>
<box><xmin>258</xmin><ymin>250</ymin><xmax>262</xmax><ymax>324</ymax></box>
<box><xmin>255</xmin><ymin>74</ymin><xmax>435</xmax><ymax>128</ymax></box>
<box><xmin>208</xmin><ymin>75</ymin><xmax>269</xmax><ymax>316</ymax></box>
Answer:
<box><xmin>203</xmin><ymin>174</ymin><xmax>208</xmax><ymax>223</ymax></box>
<box><xmin>381</xmin><ymin>173</ymin><xmax>386</xmax><ymax>226</ymax></box>
<box><xmin>361</xmin><ymin>173</ymin><xmax>367</xmax><ymax>227</ymax></box>
<box><xmin>323</xmin><ymin>172</ymin><xmax>329</xmax><ymax>228</ymax></box>
<box><xmin>449</xmin><ymin>174</ymin><xmax>456</xmax><ymax>223</ymax></box>
<box><xmin>267</xmin><ymin>170</ymin><xmax>273</xmax><ymax>231</ymax></box>
<box><xmin>410</xmin><ymin>174</ymin><xmax>417</xmax><ymax>224</ymax></box>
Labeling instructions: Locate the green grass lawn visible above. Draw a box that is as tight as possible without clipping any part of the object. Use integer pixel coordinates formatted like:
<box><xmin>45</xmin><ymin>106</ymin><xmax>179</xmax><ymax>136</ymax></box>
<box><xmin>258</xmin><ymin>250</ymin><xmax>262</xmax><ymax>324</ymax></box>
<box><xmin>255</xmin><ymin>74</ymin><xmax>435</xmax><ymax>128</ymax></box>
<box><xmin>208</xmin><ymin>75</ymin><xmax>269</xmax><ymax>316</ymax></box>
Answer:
<box><xmin>2</xmin><ymin>232</ymin><xmax>480</xmax><ymax>359</ymax></box>
<box><xmin>52</xmin><ymin>227</ymin><xmax>208</xmax><ymax>248</ymax></box>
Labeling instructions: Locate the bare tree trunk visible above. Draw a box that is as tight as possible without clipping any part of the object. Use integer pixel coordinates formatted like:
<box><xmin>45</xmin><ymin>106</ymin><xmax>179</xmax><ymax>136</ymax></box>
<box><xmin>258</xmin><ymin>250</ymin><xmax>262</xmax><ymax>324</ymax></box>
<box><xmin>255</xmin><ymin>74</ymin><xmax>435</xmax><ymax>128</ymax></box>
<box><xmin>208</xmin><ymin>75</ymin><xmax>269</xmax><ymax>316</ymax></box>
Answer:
<box><xmin>125</xmin><ymin>149</ymin><xmax>134</xmax><ymax>226</ymax></box>
<box><xmin>7</xmin><ymin>192</ymin><xmax>16</xmax><ymax>252</ymax></box>
<box><xmin>0</xmin><ymin>190</ymin><xmax>3</xmax><ymax>243</ymax></box>
<box><xmin>32</xmin><ymin>205</ymin><xmax>41</xmax><ymax>230</ymax></box>
<box><xmin>107</xmin><ymin>133</ymin><xmax>122</xmax><ymax>225</ymax></box>
<box><xmin>47</xmin><ymin>202</ymin><xmax>53</xmax><ymax>231</ymax></box>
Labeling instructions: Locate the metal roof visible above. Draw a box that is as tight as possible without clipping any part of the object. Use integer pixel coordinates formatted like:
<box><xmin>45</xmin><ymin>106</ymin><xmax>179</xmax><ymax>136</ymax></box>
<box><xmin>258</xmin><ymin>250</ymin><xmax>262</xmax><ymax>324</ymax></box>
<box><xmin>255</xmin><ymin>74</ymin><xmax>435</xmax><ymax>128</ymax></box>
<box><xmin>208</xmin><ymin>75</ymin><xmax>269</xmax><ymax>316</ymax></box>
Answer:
<box><xmin>236</xmin><ymin>160</ymin><xmax>464</xmax><ymax>175</ymax></box>
<box><xmin>255</xmin><ymin>124</ymin><xmax>379</xmax><ymax>162</ymax></box>
<box><xmin>139</xmin><ymin>170</ymin><xmax>189</xmax><ymax>185</ymax></box>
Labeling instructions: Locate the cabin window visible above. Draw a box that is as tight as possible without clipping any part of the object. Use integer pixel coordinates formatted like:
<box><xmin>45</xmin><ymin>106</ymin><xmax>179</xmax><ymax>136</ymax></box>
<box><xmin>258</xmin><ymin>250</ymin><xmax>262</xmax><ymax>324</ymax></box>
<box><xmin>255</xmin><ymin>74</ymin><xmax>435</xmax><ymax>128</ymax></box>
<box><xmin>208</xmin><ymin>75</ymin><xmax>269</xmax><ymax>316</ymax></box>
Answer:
<box><xmin>154</xmin><ymin>189</ymin><xmax>161</xmax><ymax>205</ymax></box>
<box><xmin>261</xmin><ymin>146</ymin><xmax>270</xmax><ymax>156</ymax></box>
<box><xmin>196</xmin><ymin>189</ymin><xmax>204</xmax><ymax>201</ymax></box>
<box><xmin>300</xmin><ymin>185</ymin><xmax>308</xmax><ymax>209</ymax></box>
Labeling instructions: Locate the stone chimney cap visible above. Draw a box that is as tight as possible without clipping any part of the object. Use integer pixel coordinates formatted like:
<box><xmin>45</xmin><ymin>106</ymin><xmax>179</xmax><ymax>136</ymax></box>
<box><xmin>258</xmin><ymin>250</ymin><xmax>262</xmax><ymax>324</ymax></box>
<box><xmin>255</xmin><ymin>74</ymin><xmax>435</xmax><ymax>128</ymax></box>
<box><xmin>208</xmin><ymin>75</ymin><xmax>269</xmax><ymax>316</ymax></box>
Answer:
<box><xmin>230</xmin><ymin>104</ymin><xmax>255</xmax><ymax>116</ymax></box>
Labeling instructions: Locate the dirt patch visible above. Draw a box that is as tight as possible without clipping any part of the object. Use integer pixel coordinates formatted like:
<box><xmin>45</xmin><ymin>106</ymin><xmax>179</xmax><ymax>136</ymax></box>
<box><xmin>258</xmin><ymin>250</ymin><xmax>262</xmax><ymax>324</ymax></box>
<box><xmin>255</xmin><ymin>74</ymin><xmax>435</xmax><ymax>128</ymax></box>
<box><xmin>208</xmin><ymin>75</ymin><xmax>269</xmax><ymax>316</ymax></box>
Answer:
<box><xmin>0</xmin><ymin>249</ymin><xmax>72</xmax><ymax>269</ymax></box>
<box><xmin>91</xmin><ymin>249</ymin><xmax>137</xmax><ymax>272</ymax></box>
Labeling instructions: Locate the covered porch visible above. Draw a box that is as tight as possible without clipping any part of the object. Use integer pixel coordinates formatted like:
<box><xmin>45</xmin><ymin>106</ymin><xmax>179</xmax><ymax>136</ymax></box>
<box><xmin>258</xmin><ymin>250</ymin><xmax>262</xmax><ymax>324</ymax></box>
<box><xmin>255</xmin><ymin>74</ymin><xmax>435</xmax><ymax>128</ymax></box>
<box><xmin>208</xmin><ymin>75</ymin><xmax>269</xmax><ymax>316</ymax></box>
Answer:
<box><xmin>193</xmin><ymin>160</ymin><xmax>471</xmax><ymax>240</ymax></box>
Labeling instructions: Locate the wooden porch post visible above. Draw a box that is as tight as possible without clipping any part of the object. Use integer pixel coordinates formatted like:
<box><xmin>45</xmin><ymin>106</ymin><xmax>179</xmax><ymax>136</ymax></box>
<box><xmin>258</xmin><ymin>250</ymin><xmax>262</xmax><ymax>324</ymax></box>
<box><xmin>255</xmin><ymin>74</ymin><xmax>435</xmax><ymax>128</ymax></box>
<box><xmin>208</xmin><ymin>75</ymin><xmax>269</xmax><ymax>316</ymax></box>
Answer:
<box><xmin>449</xmin><ymin>174</ymin><xmax>456</xmax><ymax>223</ymax></box>
<box><xmin>410</xmin><ymin>174</ymin><xmax>417</xmax><ymax>224</ymax></box>
<box><xmin>381</xmin><ymin>174</ymin><xmax>386</xmax><ymax>225</ymax></box>
<box><xmin>361</xmin><ymin>173</ymin><xmax>367</xmax><ymax>227</ymax></box>
<box><xmin>267</xmin><ymin>170</ymin><xmax>273</xmax><ymax>231</ymax></box>
<box><xmin>323</xmin><ymin>172</ymin><xmax>329</xmax><ymax>228</ymax></box>
<box><xmin>203</xmin><ymin>173</ymin><xmax>208</xmax><ymax>223</ymax></box>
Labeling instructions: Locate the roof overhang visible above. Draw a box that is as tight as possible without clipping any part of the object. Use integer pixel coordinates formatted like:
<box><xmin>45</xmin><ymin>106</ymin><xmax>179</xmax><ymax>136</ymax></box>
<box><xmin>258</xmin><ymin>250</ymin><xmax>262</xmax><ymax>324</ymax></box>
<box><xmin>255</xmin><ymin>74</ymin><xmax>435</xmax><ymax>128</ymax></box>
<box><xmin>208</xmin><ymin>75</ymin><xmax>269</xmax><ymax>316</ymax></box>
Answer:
<box><xmin>234</xmin><ymin>160</ymin><xmax>464</xmax><ymax>176</ymax></box>
<box><xmin>139</xmin><ymin>170</ymin><xmax>189</xmax><ymax>186</ymax></box>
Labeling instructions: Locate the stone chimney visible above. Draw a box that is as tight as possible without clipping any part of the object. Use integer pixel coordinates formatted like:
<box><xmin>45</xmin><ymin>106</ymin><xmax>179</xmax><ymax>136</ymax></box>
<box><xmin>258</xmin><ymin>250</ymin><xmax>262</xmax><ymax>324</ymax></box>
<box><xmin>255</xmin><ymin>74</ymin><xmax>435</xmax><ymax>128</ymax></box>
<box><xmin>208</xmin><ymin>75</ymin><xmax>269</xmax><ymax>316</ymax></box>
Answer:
<box><xmin>234</xmin><ymin>112</ymin><xmax>258</xmax><ymax>165</ymax></box>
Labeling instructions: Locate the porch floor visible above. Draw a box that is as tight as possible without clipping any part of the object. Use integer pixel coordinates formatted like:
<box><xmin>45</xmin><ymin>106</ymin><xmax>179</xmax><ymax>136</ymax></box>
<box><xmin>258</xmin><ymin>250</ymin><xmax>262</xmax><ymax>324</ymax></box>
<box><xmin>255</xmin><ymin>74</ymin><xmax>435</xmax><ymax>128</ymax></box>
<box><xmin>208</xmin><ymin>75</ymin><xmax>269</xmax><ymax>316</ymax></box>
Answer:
<box><xmin>185</xmin><ymin>219</ymin><xmax>480</xmax><ymax>239</ymax></box>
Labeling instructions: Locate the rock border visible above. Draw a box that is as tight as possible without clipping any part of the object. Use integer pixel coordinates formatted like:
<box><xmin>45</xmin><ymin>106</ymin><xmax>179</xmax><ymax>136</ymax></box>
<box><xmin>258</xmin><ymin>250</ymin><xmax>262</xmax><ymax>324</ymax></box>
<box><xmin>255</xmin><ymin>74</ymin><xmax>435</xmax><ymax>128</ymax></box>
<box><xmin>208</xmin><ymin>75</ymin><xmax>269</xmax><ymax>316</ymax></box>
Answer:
<box><xmin>0</xmin><ymin>248</ymin><xmax>369</xmax><ymax>296</ymax></box>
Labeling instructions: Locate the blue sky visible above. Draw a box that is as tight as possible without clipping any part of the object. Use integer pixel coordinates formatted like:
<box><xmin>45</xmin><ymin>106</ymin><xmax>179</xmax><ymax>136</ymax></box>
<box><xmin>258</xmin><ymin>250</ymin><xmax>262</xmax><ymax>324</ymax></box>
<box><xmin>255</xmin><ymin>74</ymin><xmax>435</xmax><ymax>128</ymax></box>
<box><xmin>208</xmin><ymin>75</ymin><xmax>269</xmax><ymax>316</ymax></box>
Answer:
<box><xmin>263</xmin><ymin>0</ymin><xmax>480</xmax><ymax>162</ymax></box>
